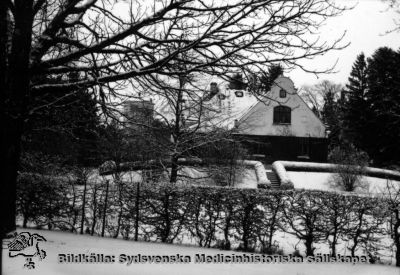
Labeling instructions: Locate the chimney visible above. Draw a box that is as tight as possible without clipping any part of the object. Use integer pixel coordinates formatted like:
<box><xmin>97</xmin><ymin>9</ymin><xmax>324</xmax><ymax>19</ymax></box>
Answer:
<box><xmin>210</xmin><ymin>82</ymin><xmax>219</xmax><ymax>94</ymax></box>
<box><xmin>205</xmin><ymin>82</ymin><xmax>219</xmax><ymax>101</ymax></box>
<box><xmin>234</xmin><ymin>119</ymin><xmax>239</xmax><ymax>128</ymax></box>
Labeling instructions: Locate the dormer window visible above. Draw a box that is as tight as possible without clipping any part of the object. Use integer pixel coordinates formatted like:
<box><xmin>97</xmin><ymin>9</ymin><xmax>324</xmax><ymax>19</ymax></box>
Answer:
<box><xmin>235</xmin><ymin>91</ymin><xmax>244</xmax><ymax>97</ymax></box>
<box><xmin>279</xmin><ymin>89</ymin><xmax>287</xmax><ymax>98</ymax></box>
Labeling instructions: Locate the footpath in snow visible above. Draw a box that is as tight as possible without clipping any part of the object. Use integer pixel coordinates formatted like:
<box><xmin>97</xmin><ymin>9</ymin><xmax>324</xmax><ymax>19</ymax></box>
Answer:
<box><xmin>2</xmin><ymin>229</ymin><xmax>400</xmax><ymax>275</ymax></box>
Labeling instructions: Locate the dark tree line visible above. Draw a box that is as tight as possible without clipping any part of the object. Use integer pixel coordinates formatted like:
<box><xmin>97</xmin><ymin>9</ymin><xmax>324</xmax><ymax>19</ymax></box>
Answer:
<box><xmin>341</xmin><ymin>47</ymin><xmax>400</xmax><ymax>167</ymax></box>
<box><xmin>303</xmin><ymin>47</ymin><xmax>400</xmax><ymax>167</ymax></box>
<box><xmin>23</xmin><ymin>78</ymin><xmax>103</xmax><ymax>167</ymax></box>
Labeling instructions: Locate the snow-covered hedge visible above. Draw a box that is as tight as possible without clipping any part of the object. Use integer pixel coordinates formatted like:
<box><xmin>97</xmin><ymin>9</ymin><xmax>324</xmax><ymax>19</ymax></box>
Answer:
<box><xmin>17</xmin><ymin>176</ymin><xmax>400</xmax><ymax>263</ymax></box>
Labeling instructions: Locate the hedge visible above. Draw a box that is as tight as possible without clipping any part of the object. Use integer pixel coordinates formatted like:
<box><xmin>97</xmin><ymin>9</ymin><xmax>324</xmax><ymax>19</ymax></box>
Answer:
<box><xmin>16</xmin><ymin>174</ymin><xmax>400</xmax><ymax>265</ymax></box>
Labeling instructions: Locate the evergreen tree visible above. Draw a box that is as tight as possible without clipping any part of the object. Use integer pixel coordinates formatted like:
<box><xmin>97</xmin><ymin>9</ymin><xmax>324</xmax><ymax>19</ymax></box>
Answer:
<box><xmin>247</xmin><ymin>64</ymin><xmax>284</xmax><ymax>97</ymax></box>
<box><xmin>342</xmin><ymin>53</ymin><xmax>370</xmax><ymax>151</ymax></box>
<box><xmin>24</xmin><ymin>73</ymin><xmax>102</xmax><ymax>166</ymax></box>
<box><xmin>228</xmin><ymin>73</ymin><xmax>246</xmax><ymax>90</ymax></box>
<box><xmin>365</xmin><ymin>47</ymin><xmax>400</xmax><ymax>165</ymax></box>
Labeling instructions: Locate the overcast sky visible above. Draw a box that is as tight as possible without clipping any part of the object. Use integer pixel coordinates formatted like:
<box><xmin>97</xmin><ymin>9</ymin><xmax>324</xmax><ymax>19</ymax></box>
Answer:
<box><xmin>290</xmin><ymin>0</ymin><xmax>400</xmax><ymax>87</ymax></box>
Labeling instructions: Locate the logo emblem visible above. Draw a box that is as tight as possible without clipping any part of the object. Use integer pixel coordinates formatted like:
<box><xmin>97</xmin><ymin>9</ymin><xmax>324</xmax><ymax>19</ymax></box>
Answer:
<box><xmin>7</xmin><ymin>232</ymin><xmax>47</xmax><ymax>269</ymax></box>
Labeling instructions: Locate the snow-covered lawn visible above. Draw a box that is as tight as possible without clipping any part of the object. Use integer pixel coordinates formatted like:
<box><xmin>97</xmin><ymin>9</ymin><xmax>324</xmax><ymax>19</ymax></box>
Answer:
<box><xmin>287</xmin><ymin>171</ymin><xmax>400</xmax><ymax>194</ymax></box>
<box><xmin>2</xmin><ymin>229</ymin><xmax>399</xmax><ymax>275</ymax></box>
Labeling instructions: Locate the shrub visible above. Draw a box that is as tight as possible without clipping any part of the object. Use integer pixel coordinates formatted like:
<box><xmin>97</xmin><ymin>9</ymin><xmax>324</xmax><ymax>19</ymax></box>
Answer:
<box><xmin>280</xmin><ymin>191</ymin><xmax>326</xmax><ymax>256</ymax></box>
<box><xmin>280</xmin><ymin>181</ymin><xmax>294</xmax><ymax>190</ymax></box>
<box><xmin>236</xmin><ymin>241</ymin><xmax>256</xmax><ymax>252</ymax></box>
<box><xmin>213</xmin><ymin>239</ymin><xmax>231</xmax><ymax>250</ymax></box>
<box><xmin>292</xmin><ymin>249</ymin><xmax>302</xmax><ymax>257</ymax></box>
<box><xmin>328</xmin><ymin>144</ymin><xmax>369</xmax><ymax>191</ymax></box>
<box><xmin>260</xmin><ymin>244</ymin><xmax>284</xmax><ymax>255</ymax></box>
<box><xmin>17</xmin><ymin>173</ymin><xmax>68</xmax><ymax>228</ymax></box>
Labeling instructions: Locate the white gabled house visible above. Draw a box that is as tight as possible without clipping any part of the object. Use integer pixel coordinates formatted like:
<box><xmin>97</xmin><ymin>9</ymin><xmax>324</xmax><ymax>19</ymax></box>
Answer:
<box><xmin>124</xmin><ymin>75</ymin><xmax>328</xmax><ymax>163</ymax></box>
<box><xmin>201</xmin><ymin>75</ymin><xmax>328</xmax><ymax>162</ymax></box>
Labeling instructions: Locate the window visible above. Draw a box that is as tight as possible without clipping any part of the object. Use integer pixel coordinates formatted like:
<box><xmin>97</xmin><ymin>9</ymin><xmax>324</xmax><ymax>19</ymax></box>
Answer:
<box><xmin>279</xmin><ymin>89</ymin><xmax>287</xmax><ymax>98</ymax></box>
<box><xmin>273</xmin><ymin>106</ymin><xmax>291</xmax><ymax>124</ymax></box>
<box><xmin>235</xmin><ymin>91</ymin><xmax>244</xmax><ymax>97</ymax></box>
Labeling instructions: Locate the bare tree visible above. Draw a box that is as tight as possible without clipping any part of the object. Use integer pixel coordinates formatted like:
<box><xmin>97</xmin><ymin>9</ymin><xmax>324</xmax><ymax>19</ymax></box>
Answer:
<box><xmin>256</xmin><ymin>192</ymin><xmax>285</xmax><ymax>253</ymax></box>
<box><xmin>345</xmin><ymin>196</ymin><xmax>385</xmax><ymax>259</ymax></box>
<box><xmin>281</xmin><ymin>191</ymin><xmax>326</xmax><ymax>256</ymax></box>
<box><xmin>322</xmin><ymin>193</ymin><xmax>351</xmax><ymax>256</ymax></box>
<box><xmin>88</xmin><ymin>181</ymin><xmax>100</xmax><ymax>235</ymax></box>
<box><xmin>73</xmin><ymin>167</ymin><xmax>92</xmax><ymax>234</ymax></box>
<box><xmin>140</xmin><ymin>71</ymin><xmax>241</xmax><ymax>183</ymax></box>
<box><xmin>1</xmin><ymin>0</ymin><xmax>349</xmax><ymax>235</ymax></box>
<box><xmin>300</xmin><ymin>80</ymin><xmax>343</xmax><ymax>119</ymax></box>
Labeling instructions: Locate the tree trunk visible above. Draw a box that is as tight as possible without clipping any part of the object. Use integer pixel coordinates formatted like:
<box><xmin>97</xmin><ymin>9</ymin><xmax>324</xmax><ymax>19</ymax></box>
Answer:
<box><xmin>70</xmin><ymin>184</ymin><xmax>78</xmax><ymax>232</ymax></box>
<box><xmin>91</xmin><ymin>187</ymin><xmax>98</xmax><ymax>236</ymax></box>
<box><xmin>305</xmin><ymin>236</ymin><xmax>315</xmax><ymax>256</ymax></box>
<box><xmin>350</xmin><ymin>237</ymin><xmax>358</xmax><ymax>257</ymax></box>
<box><xmin>0</xmin><ymin>0</ymin><xmax>9</xmax><ymax>239</ymax></box>
<box><xmin>331</xmin><ymin>226</ymin><xmax>338</xmax><ymax>256</ymax></box>
<box><xmin>242</xmin><ymin>206</ymin><xmax>251</xmax><ymax>251</ymax></box>
<box><xmin>113</xmin><ymin>181</ymin><xmax>124</xmax><ymax>238</ymax></box>
<box><xmin>101</xmin><ymin>180</ymin><xmax>110</xmax><ymax>237</ymax></box>
<box><xmin>393</xmin><ymin>210</ymin><xmax>400</xmax><ymax>267</ymax></box>
<box><xmin>161</xmin><ymin>193</ymin><xmax>171</xmax><ymax>243</ymax></box>
<box><xmin>91</xmin><ymin>214</ymin><xmax>97</xmax><ymax>236</ymax></box>
<box><xmin>80</xmin><ymin>180</ymin><xmax>88</xmax><ymax>234</ymax></box>
<box><xmin>223</xmin><ymin>203</ymin><xmax>232</xmax><ymax>250</ymax></box>
<box><xmin>170</xmin><ymin>87</ymin><xmax>182</xmax><ymax>184</ymax></box>
<box><xmin>114</xmin><ymin>207</ymin><xmax>123</xmax><ymax>238</ymax></box>
<box><xmin>268</xmin><ymin>208</ymin><xmax>279</xmax><ymax>249</ymax></box>
<box><xmin>351</xmin><ymin>224</ymin><xmax>362</xmax><ymax>256</ymax></box>
<box><xmin>350</xmin><ymin>210</ymin><xmax>364</xmax><ymax>257</ymax></box>
<box><xmin>134</xmin><ymin>182</ymin><xmax>140</xmax><ymax>241</ymax></box>
<box><xmin>331</xmin><ymin>237</ymin><xmax>337</xmax><ymax>256</ymax></box>
<box><xmin>1</xmin><ymin>0</ymin><xmax>34</xmax><ymax>238</ymax></box>
<box><xmin>170</xmin><ymin>155</ymin><xmax>179</xmax><ymax>183</ymax></box>
<box><xmin>395</xmin><ymin>226</ymin><xmax>400</xmax><ymax>267</ymax></box>
<box><xmin>22</xmin><ymin>215</ymin><xmax>28</xmax><ymax>228</ymax></box>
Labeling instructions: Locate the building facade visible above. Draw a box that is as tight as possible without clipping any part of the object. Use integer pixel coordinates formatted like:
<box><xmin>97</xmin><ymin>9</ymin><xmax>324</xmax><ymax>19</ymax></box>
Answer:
<box><xmin>148</xmin><ymin>75</ymin><xmax>328</xmax><ymax>163</ymax></box>
<box><xmin>232</xmin><ymin>76</ymin><xmax>328</xmax><ymax>162</ymax></box>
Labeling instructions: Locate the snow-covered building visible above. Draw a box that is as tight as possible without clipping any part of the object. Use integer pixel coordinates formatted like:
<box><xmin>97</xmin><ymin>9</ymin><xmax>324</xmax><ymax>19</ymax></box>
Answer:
<box><xmin>147</xmin><ymin>75</ymin><xmax>328</xmax><ymax>163</ymax></box>
<box><xmin>199</xmin><ymin>75</ymin><xmax>328</xmax><ymax>162</ymax></box>
<box><xmin>234</xmin><ymin>76</ymin><xmax>328</xmax><ymax>162</ymax></box>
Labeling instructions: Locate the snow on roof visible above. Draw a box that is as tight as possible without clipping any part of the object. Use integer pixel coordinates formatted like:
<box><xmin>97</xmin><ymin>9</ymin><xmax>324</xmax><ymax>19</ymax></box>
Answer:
<box><xmin>153</xmin><ymin>75</ymin><xmax>299</xmax><ymax>131</ymax></box>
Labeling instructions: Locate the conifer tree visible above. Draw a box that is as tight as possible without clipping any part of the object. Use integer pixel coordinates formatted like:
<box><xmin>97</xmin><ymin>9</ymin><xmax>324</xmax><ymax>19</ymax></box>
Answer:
<box><xmin>342</xmin><ymin>53</ymin><xmax>369</xmax><ymax>151</ymax></box>
<box><xmin>365</xmin><ymin>47</ymin><xmax>400</xmax><ymax>165</ymax></box>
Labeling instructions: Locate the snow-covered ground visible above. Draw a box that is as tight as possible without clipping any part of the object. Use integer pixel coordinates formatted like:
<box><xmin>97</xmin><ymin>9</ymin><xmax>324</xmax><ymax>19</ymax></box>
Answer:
<box><xmin>3</xmin><ymin>229</ymin><xmax>399</xmax><ymax>275</ymax></box>
<box><xmin>89</xmin><ymin>166</ymin><xmax>258</xmax><ymax>188</ymax></box>
<box><xmin>287</xmin><ymin>171</ymin><xmax>400</xmax><ymax>194</ymax></box>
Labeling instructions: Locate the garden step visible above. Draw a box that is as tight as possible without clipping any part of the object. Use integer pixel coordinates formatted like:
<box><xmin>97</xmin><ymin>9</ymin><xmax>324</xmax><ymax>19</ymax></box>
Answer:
<box><xmin>266</xmin><ymin>171</ymin><xmax>280</xmax><ymax>189</ymax></box>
